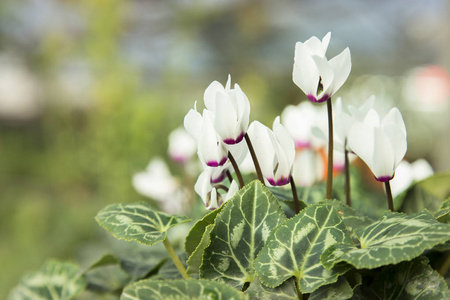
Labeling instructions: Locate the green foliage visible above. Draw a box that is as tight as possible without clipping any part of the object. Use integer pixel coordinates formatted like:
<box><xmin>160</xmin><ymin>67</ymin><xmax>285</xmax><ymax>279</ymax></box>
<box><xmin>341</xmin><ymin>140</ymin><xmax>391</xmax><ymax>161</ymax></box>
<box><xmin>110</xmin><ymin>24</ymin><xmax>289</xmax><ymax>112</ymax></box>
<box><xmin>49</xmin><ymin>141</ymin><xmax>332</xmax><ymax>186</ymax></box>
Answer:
<box><xmin>8</xmin><ymin>260</ymin><xmax>86</xmax><ymax>300</ymax></box>
<box><xmin>120</xmin><ymin>279</ymin><xmax>246</xmax><ymax>300</ymax></box>
<box><xmin>200</xmin><ymin>181</ymin><xmax>288</xmax><ymax>289</ymax></box>
<box><xmin>255</xmin><ymin>203</ymin><xmax>352</xmax><ymax>293</ymax></box>
<box><xmin>96</xmin><ymin>202</ymin><xmax>190</xmax><ymax>246</ymax></box>
<box><xmin>10</xmin><ymin>177</ymin><xmax>450</xmax><ymax>299</ymax></box>
<box><xmin>322</xmin><ymin>210</ymin><xmax>450</xmax><ymax>269</ymax></box>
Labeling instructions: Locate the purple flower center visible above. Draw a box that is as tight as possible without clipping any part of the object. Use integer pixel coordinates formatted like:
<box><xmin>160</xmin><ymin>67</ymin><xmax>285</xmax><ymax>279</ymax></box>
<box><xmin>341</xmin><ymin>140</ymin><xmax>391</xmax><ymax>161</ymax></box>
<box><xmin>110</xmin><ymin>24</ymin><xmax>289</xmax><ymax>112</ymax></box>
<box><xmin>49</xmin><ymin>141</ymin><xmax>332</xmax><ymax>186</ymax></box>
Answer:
<box><xmin>206</xmin><ymin>156</ymin><xmax>228</xmax><ymax>167</ymax></box>
<box><xmin>210</xmin><ymin>172</ymin><xmax>226</xmax><ymax>184</ymax></box>
<box><xmin>223</xmin><ymin>132</ymin><xmax>245</xmax><ymax>145</ymax></box>
<box><xmin>268</xmin><ymin>175</ymin><xmax>291</xmax><ymax>186</ymax></box>
<box><xmin>375</xmin><ymin>175</ymin><xmax>393</xmax><ymax>182</ymax></box>
<box><xmin>307</xmin><ymin>93</ymin><xmax>330</xmax><ymax>103</ymax></box>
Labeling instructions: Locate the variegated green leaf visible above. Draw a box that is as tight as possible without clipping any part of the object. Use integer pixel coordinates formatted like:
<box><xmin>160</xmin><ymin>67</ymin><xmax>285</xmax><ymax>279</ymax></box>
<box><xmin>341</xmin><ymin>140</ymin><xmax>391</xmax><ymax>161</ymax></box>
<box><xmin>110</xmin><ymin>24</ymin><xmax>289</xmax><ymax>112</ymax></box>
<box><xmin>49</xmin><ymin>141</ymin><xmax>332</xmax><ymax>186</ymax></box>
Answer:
<box><xmin>308</xmin><ymin>276</ymin><xmax>353</xmax><ymax>300</ymax></box>
<box><xmin>255</xmin><ymin>203</ymin><xmax>352</xmax><ymax>294</ymax></box>
<box><xmin>187</xmin><ymin>224</ymin><xmax>214</xmax><ymax>276</ymax></box>
<box><xmin>120</xmin><ymin>279</ymin><xmax>246</xmax><ymax>300</ymax></box>
<box><xmin>245</xmin><ymin>278</ymin><xmax>298</xmax><ymax>300</ymax></box>
<box><xmin>200</xmin><ymin>180</ymin><xmax>288</xmax><ymax>289</ymax></box>
<box><xmin>8</xmin><ymin>260</ymin><xmax>86</xmax><ymax>300</ymax></box>
<box><xmin>322</xmin><ymin>210</ymin><xmax>450</xmax><ymax>269</ymax></box>
<box><xmin>185</xmin><ymin>205</ymin><xmax>223</xmax><ymax>256</ymax></box>
<box><xmin>372</xmin><ymin>257</ymin><xmax>450</xmax><ymax>299</ymax></box>
<box><xmin>325</xmin><ymin>200</ymin><xmax>374</xmax><ymax>235</ymax></box>
<box><xmin>96</xmin><ymin>202</ymin><xmax>190</xmax><ymax>246</ymax></box>
<box><xmin>435</xmin><ymin>198</ymin><xmax>450</xmax><ymax>223</ymax></box>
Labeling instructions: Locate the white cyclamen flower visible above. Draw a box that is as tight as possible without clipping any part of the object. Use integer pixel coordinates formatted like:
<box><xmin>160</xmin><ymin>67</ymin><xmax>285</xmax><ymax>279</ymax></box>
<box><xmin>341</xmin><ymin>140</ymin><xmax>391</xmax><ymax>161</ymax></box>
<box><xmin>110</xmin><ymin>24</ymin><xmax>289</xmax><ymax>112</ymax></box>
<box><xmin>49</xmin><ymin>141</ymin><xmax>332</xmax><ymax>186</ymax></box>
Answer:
<box><xmin>348</xmin><ymin>107</ymin><xmax>407</xmax><ymax>182</ymax></box>
<box><xmin>293</xmin><ymin>32</ymin><xmax>351</xmax><ymax>103</ymax></box>
<box><xmin>390</xmin><ymin>159</ymin><xmax>433</xmax><ymax>197</ymax></box>
<box><xmin>203</xmin><ymin>74</ymin><xmax>250</xmax><ymax>144</ymax></box>
<box><xmin>184</xmin><ymin>103</ymin><xmax>228</xmax><ymax>167</ymax></box>
<box><xmin>168</xmin><ymin>127</ymin><xmax>197</xmax><ymax>163</ymax></box>
<box><xmin>194</xmin><ymin>169</ymin><xmax>238</xmax><ymax>210</ymax></box>
<box><xmin>247</xmin><ymin>117</ymin><xmax>295</xmax><ymax>186</ymax></box>
<box><xmin>333</xmin><ymin>96</ymin><xmax>375</xmax><ymax>151</ymax></box>
<box><xmin>281</xmin><ymin>101</ymin><xmax>327</xmax><ymax>149</ymax></box>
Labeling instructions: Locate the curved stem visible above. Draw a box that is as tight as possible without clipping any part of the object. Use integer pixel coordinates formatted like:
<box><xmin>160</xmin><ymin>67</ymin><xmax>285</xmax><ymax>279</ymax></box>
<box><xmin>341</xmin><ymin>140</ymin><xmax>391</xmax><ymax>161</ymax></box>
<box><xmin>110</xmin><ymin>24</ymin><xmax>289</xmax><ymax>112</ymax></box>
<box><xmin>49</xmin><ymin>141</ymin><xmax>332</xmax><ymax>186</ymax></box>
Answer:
<box><xmin>326</xmin><ymin>98</ymin><xmax>334</xmax><ymax>200</ymax></box>
<box><xmin>344</xmin><ymin>139</ymin><xmax>351</xmax><ymax>207</ymax></box>
<box><xmin>228</xmin><ymin>151</ymin><xmax>244</xmax><ymax>188</ymax></box>
<box><xmin>244</xmin><ymin>133</ymin><xmax>265</xmax><ymax>186</ymax></box>
<box><xmin>384</xmin><ymin>180</ymin><xmax>394</xmax><ymax>212</ymax></box>
<box><xmin>162</xmin><ymin>238</ymin><xmax>190</xmax><ymax>279</ymax></box>
<box><xmin>290</xmin><ymin>176</ymin><xmax>300</xmax><ymax>214</ymax></box>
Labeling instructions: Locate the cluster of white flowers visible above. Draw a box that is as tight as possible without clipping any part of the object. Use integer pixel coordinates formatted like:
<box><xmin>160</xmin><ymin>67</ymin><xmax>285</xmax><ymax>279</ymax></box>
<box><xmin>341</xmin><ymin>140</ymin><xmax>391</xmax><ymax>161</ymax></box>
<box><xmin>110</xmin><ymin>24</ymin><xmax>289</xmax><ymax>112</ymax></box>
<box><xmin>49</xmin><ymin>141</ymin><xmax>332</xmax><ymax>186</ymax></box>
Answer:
<box><xmin>134</xmin><ymin>32</ymin><xmax>433</xmax><ymax>212</ymax></box>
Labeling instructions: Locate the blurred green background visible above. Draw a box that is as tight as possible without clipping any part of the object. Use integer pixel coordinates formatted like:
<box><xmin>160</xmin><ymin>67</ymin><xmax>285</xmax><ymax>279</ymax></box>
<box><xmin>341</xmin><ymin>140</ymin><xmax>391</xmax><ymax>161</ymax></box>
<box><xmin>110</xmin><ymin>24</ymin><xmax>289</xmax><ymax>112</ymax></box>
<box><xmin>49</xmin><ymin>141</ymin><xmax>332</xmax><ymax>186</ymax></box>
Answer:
<box><xmin>1</xmin><ymin>0</ymin><xmax>450</xmax><ymax>297</ymax></box>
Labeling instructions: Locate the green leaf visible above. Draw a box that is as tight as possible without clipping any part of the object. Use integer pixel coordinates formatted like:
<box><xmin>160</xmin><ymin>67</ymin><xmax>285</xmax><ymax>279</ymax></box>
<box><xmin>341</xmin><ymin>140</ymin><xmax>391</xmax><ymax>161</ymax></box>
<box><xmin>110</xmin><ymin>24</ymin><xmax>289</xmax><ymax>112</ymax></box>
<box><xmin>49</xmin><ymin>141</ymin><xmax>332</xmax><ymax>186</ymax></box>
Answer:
<box><xmin>255</xmin><ymin>203</ymin><xmax>352</xmax><ymax>294</ymax></box>
<box><xmin>400</xmin><ymin>173</ymin><xmax>450</xmax><ymax>214</ymax></box>
<box><xmin>153</xmin><ymin>253</ymin><xmax>188</xmax><ymax>280</ymax></box>
<box><xmin>112</xmin><ymin>240</ymin><xmax>169</xmax><ymax>280</ymax></box>
<box><xmin>187</xmin><ymin>224</ymin><xmax>214</xmax><ymax>276</ymax></box>
<box><xmin>96</xmin><ymin>202</ymin><xmax>190</xmax><ymax>246</ymax></box>
<box><xmin>308</xmin><ymin>276</ymin><xmax>353</xmax><ymax>300</ymax></box>
<box><xmin>185</xmin><ymin>206</ymin><xmax>223</xmax><ymax>256</ymax></box>
<box><xmin>322</xmin><ymin>210</ymin><xmax>450</xmax><ymax>269</ymax></box>
<box><xmin>372</xmin><ymin>257</ymin><xmax>450</xmax><ymax>299</ymax></box>
<box><xmin>200</xmin><ymin>180</ymin><xmax>288</xmax><ymax>289</ymax></box>
<box><xmin>120</xmin><ymin>279</ymin><xmax>246</xmax><ymax>300</ymax></box>
<box><xmin>325</xmin><ymin>200</ymin><xmax>374</xmax><ymax>235</ymax></box>
<box><xmin>435</xmin><ymin>198</ymin><xmax>450</xmax><ymax>223</ymax></box>
<box><xmin>8</xmin><ymin>260</ymin><xmax>86</xmax><ymax>300</ymax></box>
<box><xmin>245</xmin><ymin>278</ymin><xmax>298</xmax><ymax>300</ymax></box>
<box><xmin>84</xmin><ymin>254</ymin><xmax>121</xmax><ymax>272</ymax></box>
<box><xmin>85</xmin><ymin>264</ymin><xmax>130</xmax><ymax>293</ymax></box>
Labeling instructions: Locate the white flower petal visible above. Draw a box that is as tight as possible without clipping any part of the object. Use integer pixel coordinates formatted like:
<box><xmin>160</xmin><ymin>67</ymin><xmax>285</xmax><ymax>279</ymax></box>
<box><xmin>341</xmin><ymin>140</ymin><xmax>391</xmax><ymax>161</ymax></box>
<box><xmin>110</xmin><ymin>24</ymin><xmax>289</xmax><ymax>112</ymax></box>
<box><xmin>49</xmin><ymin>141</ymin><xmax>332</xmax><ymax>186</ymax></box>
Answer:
<box><xmin>183</xmin><ymin>104</ymin><xmax>203</xmax><ymax>142</ymax></box>
<box><xmin>327</xmin><ymin>47</ymin><xmax>351</xmax><ymax>95</ymax></box>
<box><xmin>204</xmin><ymin>80</ymin><xmax>224</xmax><ymax>111</ymax></box>
<box><xmin>247</xmin><ymin>121</ymin><xmax>276</xmax><ymax>181</ymax></box>
<box><xmin>371</xmin><ymin>128</ymin><xmax>395</xmax><ymax>180</ymax></box>
<box><xmin>311</xmin><ymin>55</ymin><xmax>334</xmax><ymax>100</ymax></box>
<box><xmin>293</xmin><ymin>42</ymin><xmax>320</xmax><ymax>97</ymax></box>
<box><xmin>225</xmin><ymin>180</ymin><xmax>239</xmax><ymax>202</ymax></box>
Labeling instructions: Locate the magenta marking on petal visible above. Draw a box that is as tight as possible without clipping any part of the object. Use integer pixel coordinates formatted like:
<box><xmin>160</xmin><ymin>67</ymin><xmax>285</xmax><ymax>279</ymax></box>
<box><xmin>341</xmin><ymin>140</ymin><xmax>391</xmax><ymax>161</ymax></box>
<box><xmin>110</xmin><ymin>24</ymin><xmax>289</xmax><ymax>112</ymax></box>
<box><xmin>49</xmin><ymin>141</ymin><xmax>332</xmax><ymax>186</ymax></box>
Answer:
<box><xmin>307</xmin><ymin>94</ymin><xmax>318</xmax><ymax>103</ymax></box>
<box><xmin>235</xmin><ymin>132</ymin><xmax>244</xmax><ymax>143</ymax></box>
<box><xmin>223</xmin><ymin>132</ymin><xmax>245</xmax><ymax>145</ymax></box>
<box><xmin>219</xmin><ymin>156</ymin><xmax>228</xmax><ymax>166</ymax></box>
<box><xmin>210</xmin><ymin>172</ymin><xmax>226</xmax><ymax>184</ymax></box>
<box><xmin>223</xmin><ymin>138</ymin><xmax>236</xmax><ymax>145</ymax></box>
<box><xmin>375</xmin><ymin>175</ymin><xmax>393</xmax><ymax>182</ymax></box>
<box><xmin>267</xmin><ymin>178</ymin><xmax>276</xmax><ymax>186</ymax></box>
<box><xmin>317</xmin><ymin>94</ymin><xmax>330</xmax><ymax>103</ymax></box>
<box><xmin>206</xmin><ymin>161</ymin><xmax>219</xmax><ymax>167</ymax></box>
<box><xmin>276</xmin><ymin>175</ymin><xmax>291</xmax><ymax>186</ymax></box>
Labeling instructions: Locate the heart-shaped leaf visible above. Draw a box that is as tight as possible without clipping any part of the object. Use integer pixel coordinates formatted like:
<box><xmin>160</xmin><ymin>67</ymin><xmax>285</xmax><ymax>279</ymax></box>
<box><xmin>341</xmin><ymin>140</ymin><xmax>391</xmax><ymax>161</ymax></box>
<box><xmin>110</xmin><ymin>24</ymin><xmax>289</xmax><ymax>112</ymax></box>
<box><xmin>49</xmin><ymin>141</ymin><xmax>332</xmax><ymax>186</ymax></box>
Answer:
<box><xmin>96</xmin><ymin>202</ymin><xmax>190</xmax><ymax>246</ymax></box>
<box><xmin>255</xmin><ymin>203</ymin><xmax>352</xmax><ymax>294</ymax></box>
<box><xmin>8</xmin><ymin>260</ymin><xmax>86</xmax><ymax>300</ymax></box>
<box><xmin>200</xmin><ymin>180</ymin><xmax>288</xmax><ymax>289</ymax></box>
<box><xmin>322</xmin><ymin>210</ymin><xmax>450</xmax><ymax>269</ymax></box>
<box><xmin>120</xmin><ymin>279</ymin><xmax>246</xmax><ymax>300</ymax></box>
